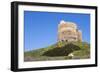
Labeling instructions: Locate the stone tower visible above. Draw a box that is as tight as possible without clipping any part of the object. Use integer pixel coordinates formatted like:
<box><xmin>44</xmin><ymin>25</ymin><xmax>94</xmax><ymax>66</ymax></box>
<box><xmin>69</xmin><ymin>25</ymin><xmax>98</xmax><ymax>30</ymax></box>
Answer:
<box><xmin>58</xmin><ymin>20</ymin><xmax>82</xmax><ymax>42</ymax></box>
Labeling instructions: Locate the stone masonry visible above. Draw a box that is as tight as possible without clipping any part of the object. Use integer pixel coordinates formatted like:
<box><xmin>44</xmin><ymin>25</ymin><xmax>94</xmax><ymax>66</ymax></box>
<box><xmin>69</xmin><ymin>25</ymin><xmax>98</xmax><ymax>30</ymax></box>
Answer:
<box><xmin>58</xmin><ymin>20</ymin><xmax>82</xmax><ymax>42</ymax></box>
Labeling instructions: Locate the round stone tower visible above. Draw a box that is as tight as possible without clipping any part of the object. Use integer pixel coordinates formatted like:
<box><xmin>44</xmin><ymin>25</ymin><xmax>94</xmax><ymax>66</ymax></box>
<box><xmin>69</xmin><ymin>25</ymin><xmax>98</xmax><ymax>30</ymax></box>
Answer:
<box><xmin>58</xmin><ymin>20</ymin><xmax>82</xmax><ymax>42</ymax></box>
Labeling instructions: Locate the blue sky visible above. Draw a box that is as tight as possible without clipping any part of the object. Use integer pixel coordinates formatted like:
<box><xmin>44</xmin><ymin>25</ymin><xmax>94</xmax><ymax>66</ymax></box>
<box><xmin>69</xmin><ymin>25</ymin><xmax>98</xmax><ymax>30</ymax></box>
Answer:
<box><xmin>24</xmin><ymin>11</ymin><xmax>90</xmax><ymax>51</ymax></box>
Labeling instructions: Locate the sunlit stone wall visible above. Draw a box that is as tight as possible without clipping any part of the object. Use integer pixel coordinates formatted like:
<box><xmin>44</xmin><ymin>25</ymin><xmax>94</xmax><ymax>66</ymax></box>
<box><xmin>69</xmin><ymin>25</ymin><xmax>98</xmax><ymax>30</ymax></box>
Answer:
<box><xmin>58</xmin><ymin>20</ymin><xmax>82</xmax><ymax>42</ymax></box>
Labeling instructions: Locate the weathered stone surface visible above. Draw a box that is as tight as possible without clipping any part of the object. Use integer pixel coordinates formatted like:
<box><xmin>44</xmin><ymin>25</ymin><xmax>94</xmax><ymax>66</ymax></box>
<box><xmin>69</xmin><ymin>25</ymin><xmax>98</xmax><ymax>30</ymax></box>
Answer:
<box><xmin>58</xmin><ymin>20</ymin><xmax>82</xmax><ymax>42</ymax></box>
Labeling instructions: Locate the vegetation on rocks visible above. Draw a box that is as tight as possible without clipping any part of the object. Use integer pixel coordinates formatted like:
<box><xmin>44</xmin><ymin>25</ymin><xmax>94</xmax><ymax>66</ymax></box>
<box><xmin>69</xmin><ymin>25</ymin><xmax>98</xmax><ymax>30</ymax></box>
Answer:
<box><xmin>24</xmin><ymin>41</ymin><xmax>90</xmax><ymax>61</ymax></box>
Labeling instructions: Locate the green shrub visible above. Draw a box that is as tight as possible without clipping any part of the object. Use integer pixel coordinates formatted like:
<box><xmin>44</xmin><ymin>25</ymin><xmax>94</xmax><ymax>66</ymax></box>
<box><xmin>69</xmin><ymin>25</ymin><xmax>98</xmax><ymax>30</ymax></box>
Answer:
<box><xmin>42</xmin><ymin>43</ymin><xmax>81</xmax><ymax>56</ymax></box>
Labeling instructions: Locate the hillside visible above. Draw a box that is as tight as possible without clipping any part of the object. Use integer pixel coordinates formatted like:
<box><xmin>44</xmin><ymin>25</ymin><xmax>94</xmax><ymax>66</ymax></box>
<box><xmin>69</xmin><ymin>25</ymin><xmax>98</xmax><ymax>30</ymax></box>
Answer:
<box><xmin>24</xmin><ymin>41</ymin><xmax>90</xmax><ymax>61</ymax></box>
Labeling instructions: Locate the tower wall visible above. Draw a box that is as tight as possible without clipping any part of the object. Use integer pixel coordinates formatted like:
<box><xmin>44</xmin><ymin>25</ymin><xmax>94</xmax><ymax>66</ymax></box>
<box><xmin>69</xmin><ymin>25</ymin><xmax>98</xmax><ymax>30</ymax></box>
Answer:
<box><xmin>58</xmin><ymin>20</ymin><xmax>82</xmax><ymax>42</ymax></box>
